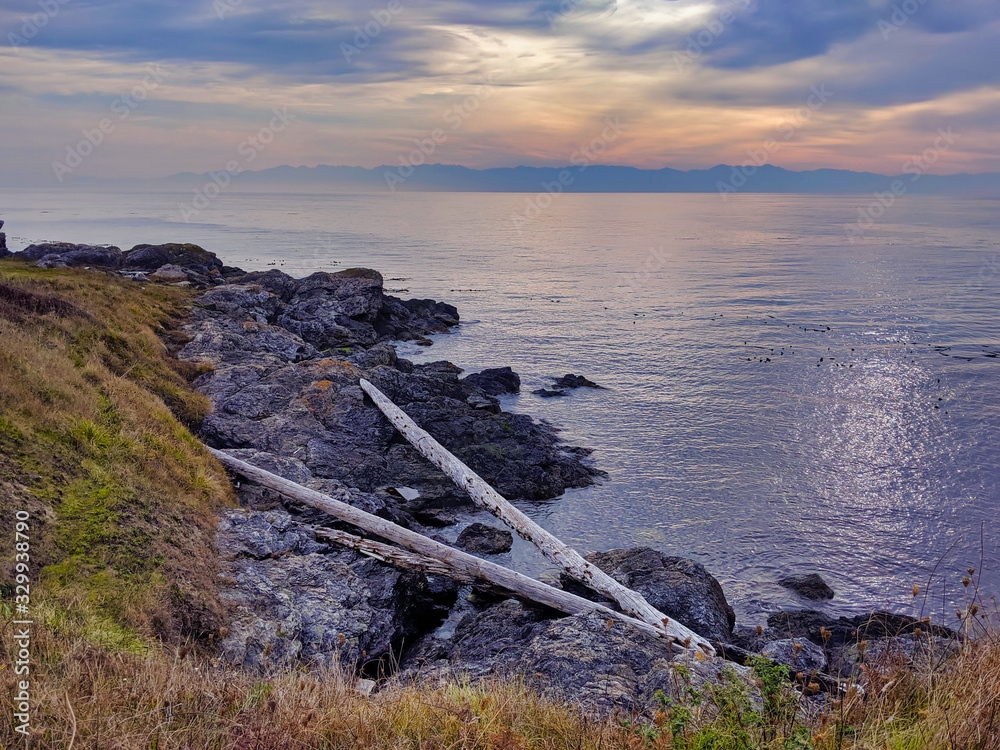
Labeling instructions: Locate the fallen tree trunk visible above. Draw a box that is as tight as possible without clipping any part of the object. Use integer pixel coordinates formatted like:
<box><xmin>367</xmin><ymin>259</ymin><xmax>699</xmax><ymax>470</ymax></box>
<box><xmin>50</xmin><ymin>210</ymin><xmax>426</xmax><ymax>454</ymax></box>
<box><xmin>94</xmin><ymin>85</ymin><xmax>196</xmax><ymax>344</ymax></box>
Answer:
<box><xmin>358</xmin><ymin>378</ymin><xmax>714</xmax><ymax>656</ymax></box>
<box><xmin>310</xmin><ymin>525</ymin><xmax>475</xmax><ymax>583</ymax></box>
<box><xmin>208</xmin><ymin>447</ymin><xmax>689</xmax><ymax>649</ymax></box>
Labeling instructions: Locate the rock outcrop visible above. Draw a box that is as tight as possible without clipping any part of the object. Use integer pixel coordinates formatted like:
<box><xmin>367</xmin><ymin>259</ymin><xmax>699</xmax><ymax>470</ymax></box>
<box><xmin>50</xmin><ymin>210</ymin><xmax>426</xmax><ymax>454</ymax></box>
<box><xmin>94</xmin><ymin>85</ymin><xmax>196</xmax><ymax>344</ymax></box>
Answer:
<box><xmin>8</xmin><ymin>234</ymin><xmax>946</xmax><ymax>712</ymax></box>
<box><xmin>176</xmin><ymin>264</ymin><xmax>606</xmax><ymax>675</ymax></box>
<box><xmin>561</xmin><ymin>548</ymin><xmax>736</xmax><ymax>643</ymax></box>
<box><xmin>123</xmin><ymin>242</ymin><xmax>224</xmax><ymax>286</ymax></box>
<box><xmin>216</xmin><ymin>507</ymin><xmax>453</xmax><ymax>671</ymax></box>
<box><xmin>19</xmin><ymin>242</ymin><xmax>123</xmax><ymax>268</ymax></box>
<box><xmin>728</xmin><ymin>609</ymin><xmax>958</xmax><ymax>677</ymax></box>
<box><xmin>552</xmin><ymin>373</ymin><xmax>603</xmax><ymax>389</ymax></box>
<box><xmin>403</xmin><ymin>598</ymin><xmax>756</xmax><ymax>714</ymax></box>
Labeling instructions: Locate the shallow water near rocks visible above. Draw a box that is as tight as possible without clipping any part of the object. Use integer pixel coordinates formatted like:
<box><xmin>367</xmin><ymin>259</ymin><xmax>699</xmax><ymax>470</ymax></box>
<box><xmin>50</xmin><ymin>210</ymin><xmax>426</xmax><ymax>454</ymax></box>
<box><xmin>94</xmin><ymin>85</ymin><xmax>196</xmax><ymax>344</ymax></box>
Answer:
<box><xmin>4</xmin><ymin>189</ymin><xmax>999</xmax><ymax>626</ymax></box>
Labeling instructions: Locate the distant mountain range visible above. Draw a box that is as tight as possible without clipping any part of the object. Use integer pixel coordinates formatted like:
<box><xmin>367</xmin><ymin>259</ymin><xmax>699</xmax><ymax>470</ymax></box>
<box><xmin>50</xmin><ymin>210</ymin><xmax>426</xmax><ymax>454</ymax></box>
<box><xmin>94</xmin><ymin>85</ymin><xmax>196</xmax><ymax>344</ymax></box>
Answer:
<box><xmin>80</xmin><ymin>163</ymin><xmax>1000</xmax><ymax>195</ymax></box>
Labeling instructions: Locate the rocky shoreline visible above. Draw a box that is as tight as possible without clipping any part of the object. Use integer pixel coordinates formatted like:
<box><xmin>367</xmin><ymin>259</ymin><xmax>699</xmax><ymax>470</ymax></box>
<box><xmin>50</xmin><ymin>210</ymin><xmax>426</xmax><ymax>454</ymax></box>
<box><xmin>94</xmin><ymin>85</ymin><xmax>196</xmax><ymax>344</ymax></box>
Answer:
<box><xmin>7</xmin><ymin>239</ymin><xmax>954</xmax><ymax>714</ymax></box>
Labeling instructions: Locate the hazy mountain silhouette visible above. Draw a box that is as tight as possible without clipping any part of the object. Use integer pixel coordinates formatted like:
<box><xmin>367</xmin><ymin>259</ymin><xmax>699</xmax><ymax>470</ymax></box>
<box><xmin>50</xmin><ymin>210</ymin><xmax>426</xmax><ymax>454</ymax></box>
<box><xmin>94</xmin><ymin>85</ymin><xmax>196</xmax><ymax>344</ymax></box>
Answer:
<box><xmin>81</xmin><ymin>163</ymin><xmax>999</xmax><ymax>195</ymax></box>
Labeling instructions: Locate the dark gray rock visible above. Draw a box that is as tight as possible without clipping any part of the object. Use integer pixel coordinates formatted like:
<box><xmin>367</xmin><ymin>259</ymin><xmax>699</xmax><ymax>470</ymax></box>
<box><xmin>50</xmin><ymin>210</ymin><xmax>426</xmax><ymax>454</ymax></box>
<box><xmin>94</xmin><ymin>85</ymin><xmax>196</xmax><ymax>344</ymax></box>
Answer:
<box><xmin>765</xmin><ymin>609</ymin><xmax>956</xmax><ymax>676</ymax></box>
<box><xmin>849</xmin><ymin>635</ymin><xmax>958</xmax><ymax>672</ymax></box>
<box><xmin>403</xmin><ymin>598</ymin><xmax>756</xmax><ymax>714</ymax></box>
<box><xmin>727</xmin><ymin>624</ymin><xmax>770</xmax><ymax>654</ymax></box>
<box><xmin>764</xmin><ymin>609</ymin><xmax>836</xmax><ymax>643</ymax></box>
<box><xmin>362</xmin><ymin>363</ymin><xmax>602</xmax><ymax>500</ymax></box>
<box><xmin>216</xmin><ymin>507</ymin><xmax>446</xmax><ymax>672</ymax></box>
<box><xmin>0</xmin><ymin>220</ymin><xmax>7</xmax><ymax>258</ymax></box>
<box><xmin>760</xmin><ymin>638</ymin><xmax>826</xmax><ymax>675</ymax></box>
<box><xmin>20</xmin><ymin>242</ymin><xmax>123</xmax><ymax>268</ymax></box>
<box><xmin>277</xmin><ymin>269</ymin><xmax>386</xmax><ymax>350</ymax></box>
<box><xmin>303</xmin><ymin>478</ymin><xmax>389</xmax><ymax>518</ymax></box>
<box><xmin>152</xmin><ymin>264</ymin><xmax>196</xmax><ymax>283</ymax></box>
<box><xmin>217</xmin><ymin>506</ymin><xmax>328</xmax><ymax>559</ymax></box>
<box><xmin>412</xmin><ymin>507</ymin><xmax>460</xmax><ymax>527</ymax></box>
<box><xmin>462</xmin><ymin>367</ymin><xmax>521</xmax><ymax>396</ymax></box>
<box><xmin>456</xmin><ymin>523</ymin><xmax>513</xmax><ymax>555</ymax></box>
<box><xmin>227</xmin><ymin>269</ymin><xmax>298</xmax><ymax>301</ymax></box>
<box><xmin>182</xmin><ymin>317</ymin><xmax>317</xmax><ymax>366</ymax></box>
<box><xmin>376</xmin><ymin>296</ymin><xmax>460</xmax><ymax>342</ymax></box>
<box><xmin>195</xmin><ymin>284</ymin><xmax>283</xmax><ymax>324</ymax></box>
<box><xmin>563</xmin><ymin>548</ymin><xmax>736</xmax><ymax>643</ymax></box>
<box><xmin>513</xmin><ymin>611</ymin><xmax>670</xmax><ymax>712</ymax></box>
<box><xmin>533</xmin><ymin>389</ymin><xmax>566</xmax><ymax>398</ymax></box>
<box><xmin>778</xmin><ymin>573</ymin><xmax>835</xmax><ymax>600</ymax></box>
<box><xmin>552</xmin><ymin>373</ymin><xmax>603</xmax><ymax>389</ymax></box>
<box><xmin>347</xmin><ymin>342</ymin><xmax>399</xmax><ymax>371</ymax></box>
<box><xmin>124</xmin><ymin>242</ymin><xmax>224</xmax><ymax>275</ymax></box>
<box><xmin>189</xmin><ymin>270</ymin><xmax>457</xmax><ymax>352</ymax></box>
<box><xmin>466</xmin><ymin>393</ymin><xmax>501</xmax><ymax>413</ymax></box>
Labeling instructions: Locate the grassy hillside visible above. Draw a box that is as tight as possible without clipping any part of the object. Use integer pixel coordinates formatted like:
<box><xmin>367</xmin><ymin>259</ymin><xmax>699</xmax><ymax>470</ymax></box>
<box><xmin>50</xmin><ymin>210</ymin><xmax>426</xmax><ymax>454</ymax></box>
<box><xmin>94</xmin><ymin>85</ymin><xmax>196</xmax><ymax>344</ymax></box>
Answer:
<box><xmin>0</xmin><ymin>260</ymin><xmax>233</xmax><ymax>647</ymax></box>
<box><xmin>0</xmin><ymin>260</ymin><xmax>996</xmax><ymax>749</ymax></box>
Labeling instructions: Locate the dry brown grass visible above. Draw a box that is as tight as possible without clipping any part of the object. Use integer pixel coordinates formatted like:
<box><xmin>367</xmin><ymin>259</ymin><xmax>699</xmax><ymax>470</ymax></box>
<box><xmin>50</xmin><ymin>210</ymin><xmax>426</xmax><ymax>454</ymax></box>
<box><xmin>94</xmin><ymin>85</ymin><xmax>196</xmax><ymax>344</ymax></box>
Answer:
<box><xmin>2</xmin><ymin>611</ymin><xmax>997</xmax><ymax>750</ymax></box>
<box><xmin>826</xmin><ymin>628</ymin><xmax>1000</xmax><ymax>750</ymax></box>
<box><xmin>1</xmin><ymin>610</ymin><xmax>637</xmax><ymax>750</ymax></box>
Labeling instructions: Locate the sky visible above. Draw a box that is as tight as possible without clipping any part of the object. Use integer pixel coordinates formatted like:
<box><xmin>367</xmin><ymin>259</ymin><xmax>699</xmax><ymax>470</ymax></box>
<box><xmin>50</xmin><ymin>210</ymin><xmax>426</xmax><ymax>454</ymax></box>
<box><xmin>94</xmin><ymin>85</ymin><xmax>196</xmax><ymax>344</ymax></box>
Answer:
<box><xmin>1</xmin><ymin>0</ymin><xmax>999</xmax><ymax>185</ymax></box>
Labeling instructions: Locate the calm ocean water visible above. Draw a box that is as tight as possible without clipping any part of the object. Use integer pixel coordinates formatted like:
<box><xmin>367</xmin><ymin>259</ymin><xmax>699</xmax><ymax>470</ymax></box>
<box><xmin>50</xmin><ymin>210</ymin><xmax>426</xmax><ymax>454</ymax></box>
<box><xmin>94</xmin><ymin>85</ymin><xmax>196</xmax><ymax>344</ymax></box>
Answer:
<box><xmin>3</xmin><ymin>189</ymin><xmax>999</xmax><ymax>625</ymax></box>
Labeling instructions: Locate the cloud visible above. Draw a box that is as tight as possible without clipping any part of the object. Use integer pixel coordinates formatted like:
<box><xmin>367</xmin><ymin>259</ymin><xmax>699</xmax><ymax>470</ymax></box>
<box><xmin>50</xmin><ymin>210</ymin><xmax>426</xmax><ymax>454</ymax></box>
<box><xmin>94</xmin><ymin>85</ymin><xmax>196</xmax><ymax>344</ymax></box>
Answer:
<box><xmin>0</xmin><ymin>0</ymin><xmax>997</xmax><ymax>180</ymax></box>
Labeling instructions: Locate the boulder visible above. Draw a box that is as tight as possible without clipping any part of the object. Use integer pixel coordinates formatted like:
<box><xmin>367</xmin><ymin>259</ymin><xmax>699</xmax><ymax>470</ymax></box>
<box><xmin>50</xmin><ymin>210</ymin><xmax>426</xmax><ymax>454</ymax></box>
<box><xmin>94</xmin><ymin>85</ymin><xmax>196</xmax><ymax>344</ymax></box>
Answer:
<box><xmin>466</xmin><ymin>393</ymin><xmax>501</xmax><ymax>412</ymax></box>
<box><xmin>850</xmin><ymin>635</ymin><xmax>958</xmax><ymax>672</ymax></box>
<box><xmin>150</xmin><ymin>263</ymin><xmax>190</xmax><ymax>282</ymax></box>
<box><xmin>347</xmin><ymin>341</ymin><xmax>400</xmax><ymax>371</ymax></box>
<box><xmin>124</xmin><ymin>242</ymin><xmax>224</xmax><ymax>275</ymax></box>
<box><xmin>533</xmin><ymin>388</ymin><xmax>566</xmax><ymax>398</ymax></box>
<box><xmin>552</xmin><ymin>373</ymin><xmax>603</xmax><ymax>389</ymax></box>
<box><xmin>227</xmin><ymin>269</ymin><xmax>298</xmax><ymax>301</ymax></box>
<box><xmin>182</xmin><ymin>317</ymin><xmax>317</xmax><ymax>366</ymax></box>
<box><xmin>778</xmin><ymin>573</ymin><xmax>835</xmax><ymax>600</ymax></box>
<box><xmin>20</xmin><ymin>242</ymin><xmax>123</xmax><ymax>267</ymax></box>
<box><xmin>462</xmin><ymin>366</ymin><xmax>521</xmax><ymax>395</ymax></box>
<box><xmin>0</xmin><ymin>220</ymin><xmax>8</xmax><ymax>258</ymax></box>
<box><xmin>456</xmin><ymin>522</ymin><xmax>513</xmax><ymax>555</ymax></box>
<box><xmin>194</xmin><ymin>284</ymin><xmax>283</xmax><ymax>324</ymax></box>
<box><xmin>563</xmin><ymin>548</ymin><xmax>736</xmax><ymax>643</ymax></box>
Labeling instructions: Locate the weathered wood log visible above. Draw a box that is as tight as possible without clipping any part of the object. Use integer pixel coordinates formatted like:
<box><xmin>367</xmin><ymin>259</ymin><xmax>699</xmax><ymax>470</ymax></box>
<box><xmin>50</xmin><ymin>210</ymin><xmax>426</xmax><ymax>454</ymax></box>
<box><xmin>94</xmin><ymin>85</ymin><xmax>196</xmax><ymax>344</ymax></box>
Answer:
<box><xmin>208</xmin><ymin>447</ymin><xmax>684</xmax><ymax>648</ymax></box>
<box><xmin>358</xmin><ymin>378</ymin><xmax>715</xmax><ymax>656</ymax></box>
<box><xmin>310</xmin><ymin>525</ymin><xmax>475</xmax><ymax>582</ymax></box>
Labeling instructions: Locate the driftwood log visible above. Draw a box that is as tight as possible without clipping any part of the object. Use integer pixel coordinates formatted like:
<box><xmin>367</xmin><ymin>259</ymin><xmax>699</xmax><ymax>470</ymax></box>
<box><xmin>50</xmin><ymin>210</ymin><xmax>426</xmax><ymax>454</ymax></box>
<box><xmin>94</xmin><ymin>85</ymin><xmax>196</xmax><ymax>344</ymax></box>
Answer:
<box><xmin>310</xmin><ymin>525</ymin><xmax>475</xmax><ymax>582</ymax></box>
<box><xmin>209</xmin><ymin>448</ymin><xmax>703</xmax><ymax>652</ymax></box>
<box><xmin>358</xmin><ymin>378</ymin><xmax>715</xmax><ymax>656</ymax></box>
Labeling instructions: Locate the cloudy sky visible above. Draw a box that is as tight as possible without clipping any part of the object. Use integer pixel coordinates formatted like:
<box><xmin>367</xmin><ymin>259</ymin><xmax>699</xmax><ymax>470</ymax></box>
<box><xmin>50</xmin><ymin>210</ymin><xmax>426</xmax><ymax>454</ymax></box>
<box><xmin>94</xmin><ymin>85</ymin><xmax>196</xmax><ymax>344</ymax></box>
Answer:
<box><xmin>1</xmin><ymin>0</ymin><xmax>998</xmax><ymax>184</ymax></box>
